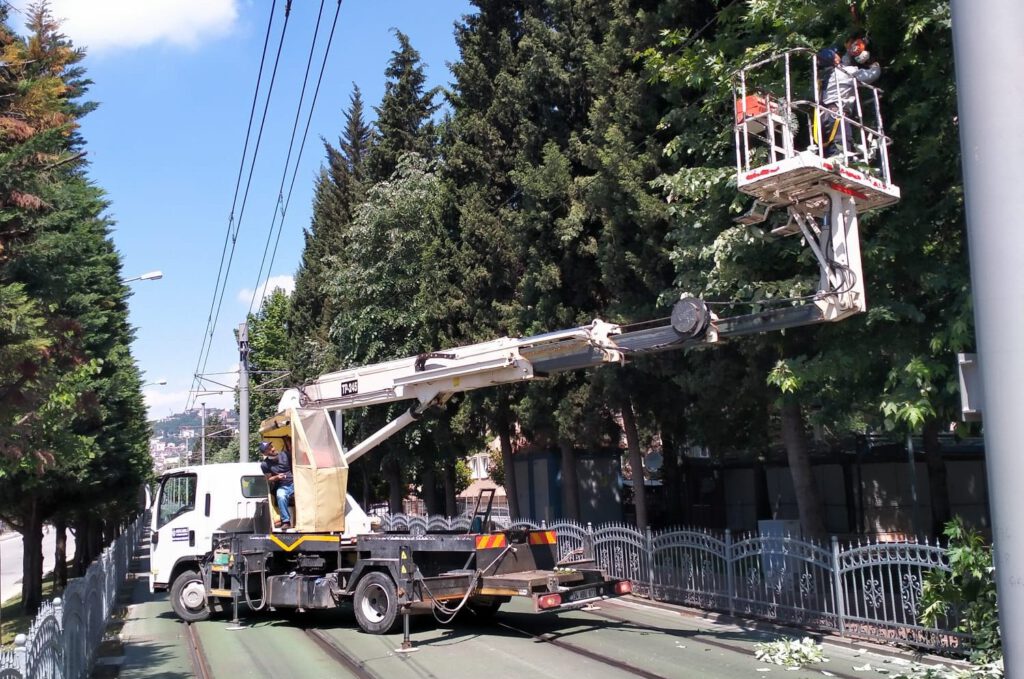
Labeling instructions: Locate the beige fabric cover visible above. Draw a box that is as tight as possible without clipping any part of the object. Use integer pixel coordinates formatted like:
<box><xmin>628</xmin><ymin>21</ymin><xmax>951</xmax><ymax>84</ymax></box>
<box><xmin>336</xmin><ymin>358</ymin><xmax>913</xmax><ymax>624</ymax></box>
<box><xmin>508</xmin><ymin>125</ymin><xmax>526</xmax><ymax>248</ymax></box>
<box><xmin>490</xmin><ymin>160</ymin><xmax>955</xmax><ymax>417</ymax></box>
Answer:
<box><xmin>290</xmin><ymin>408</ymin><xmax>348</xmax><ymax>533</ymax></box>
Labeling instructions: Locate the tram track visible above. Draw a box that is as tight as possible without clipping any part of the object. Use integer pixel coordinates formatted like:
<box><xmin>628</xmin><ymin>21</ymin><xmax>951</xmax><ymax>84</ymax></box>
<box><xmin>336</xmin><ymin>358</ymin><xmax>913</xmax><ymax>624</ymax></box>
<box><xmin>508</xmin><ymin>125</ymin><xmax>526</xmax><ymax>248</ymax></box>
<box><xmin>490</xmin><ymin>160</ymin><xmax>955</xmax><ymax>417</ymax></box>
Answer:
<box><xmin>303</xmin><ymin>627</ymin><xmax>380</xmax><ymax>679</ymax></box>
<box><xmin>589</xmin><ymin>604</ymin><xmax>869</xmax><ymax>679</ymax></box>
<box><xmin>496</xmin><ymin>619</ymin><xmax>672</xmax><ymax>679</ymax></box>
<box><xmin>185</xmin><ymin>622</ymin><xmax>213</xmax><ymax>679</ymax></box>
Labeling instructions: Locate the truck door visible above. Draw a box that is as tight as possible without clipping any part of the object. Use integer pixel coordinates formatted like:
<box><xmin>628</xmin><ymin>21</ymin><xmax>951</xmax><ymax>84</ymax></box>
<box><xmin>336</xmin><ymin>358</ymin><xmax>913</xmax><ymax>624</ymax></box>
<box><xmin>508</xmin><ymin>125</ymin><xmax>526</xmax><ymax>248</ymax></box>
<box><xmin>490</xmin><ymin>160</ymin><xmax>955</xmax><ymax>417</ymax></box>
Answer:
<box><xmin>150</xmin><ymin>471</ymin><xmax>198</xmax><ymax>590</ymax></box>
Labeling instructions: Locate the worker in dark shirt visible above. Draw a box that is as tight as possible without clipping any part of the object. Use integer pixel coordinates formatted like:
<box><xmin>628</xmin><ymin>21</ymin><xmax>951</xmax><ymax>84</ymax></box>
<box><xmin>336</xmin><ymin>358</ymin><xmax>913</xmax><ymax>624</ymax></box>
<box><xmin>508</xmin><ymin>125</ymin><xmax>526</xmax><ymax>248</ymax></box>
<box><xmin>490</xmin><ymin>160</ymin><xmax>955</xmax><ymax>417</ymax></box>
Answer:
<box><xmin>259</xmin><ymin>440</ymin><xmax>294</xmax><ymax>530</ymax></box>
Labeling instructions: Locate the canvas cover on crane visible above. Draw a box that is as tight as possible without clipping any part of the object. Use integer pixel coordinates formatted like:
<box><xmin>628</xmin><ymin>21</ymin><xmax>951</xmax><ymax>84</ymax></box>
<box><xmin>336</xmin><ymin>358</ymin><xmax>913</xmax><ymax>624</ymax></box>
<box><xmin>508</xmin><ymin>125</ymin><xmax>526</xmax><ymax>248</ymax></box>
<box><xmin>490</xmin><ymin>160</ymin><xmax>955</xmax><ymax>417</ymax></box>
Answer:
<box><xmin>260</xmin><ymin>408</ymin><xmax>348</xmax><ymax>532</ymax></box>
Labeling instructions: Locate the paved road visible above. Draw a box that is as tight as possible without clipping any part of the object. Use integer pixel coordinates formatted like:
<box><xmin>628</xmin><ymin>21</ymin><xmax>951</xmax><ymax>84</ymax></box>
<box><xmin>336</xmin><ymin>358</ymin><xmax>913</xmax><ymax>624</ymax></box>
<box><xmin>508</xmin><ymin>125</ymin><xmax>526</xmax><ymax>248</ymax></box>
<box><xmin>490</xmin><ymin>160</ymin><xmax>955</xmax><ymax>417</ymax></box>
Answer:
<box><xmin>114</xmin><ymin>548</ymin><xmax>920</xmax><ymax>679</ymax></box>
<box><xmin>0</xmin><ymin>527</ymin><xmax>77</xmax><ymax>603</ymax></box>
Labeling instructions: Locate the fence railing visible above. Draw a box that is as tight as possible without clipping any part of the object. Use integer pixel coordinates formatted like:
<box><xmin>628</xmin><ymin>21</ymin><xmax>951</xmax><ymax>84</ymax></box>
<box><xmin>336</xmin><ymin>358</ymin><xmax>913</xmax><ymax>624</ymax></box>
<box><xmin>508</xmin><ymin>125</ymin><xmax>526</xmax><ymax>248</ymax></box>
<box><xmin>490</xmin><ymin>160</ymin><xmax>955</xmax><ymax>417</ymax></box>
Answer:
<box><xmin>0</xmin><ymin>514</ymin><xmax>145</xmax><ymax>679</ymax></box>
<box><xmin>381</xmin><ymin>513</ymin><xmax>967</xmax><ymax>654</ymax></box>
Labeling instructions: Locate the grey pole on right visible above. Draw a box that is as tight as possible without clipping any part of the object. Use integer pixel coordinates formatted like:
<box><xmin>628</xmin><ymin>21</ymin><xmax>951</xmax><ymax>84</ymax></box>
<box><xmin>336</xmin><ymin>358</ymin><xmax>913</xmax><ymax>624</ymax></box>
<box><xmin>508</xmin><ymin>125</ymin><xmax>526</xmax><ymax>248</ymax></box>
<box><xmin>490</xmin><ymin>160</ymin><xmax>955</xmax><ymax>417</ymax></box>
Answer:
<box><xmin>201</xmin><ymin>402</ymin><xmax>207</xmax><ymax>466</ymax></box>
<box><xmin>951</xmin><ymin>2</ymin><xmax>1024</xmax><ymax>674</ymax></box>
<box><xmin>237</xmin><ymin>322</ymin><xmax>250</xmax><ymax>463</ymax></box>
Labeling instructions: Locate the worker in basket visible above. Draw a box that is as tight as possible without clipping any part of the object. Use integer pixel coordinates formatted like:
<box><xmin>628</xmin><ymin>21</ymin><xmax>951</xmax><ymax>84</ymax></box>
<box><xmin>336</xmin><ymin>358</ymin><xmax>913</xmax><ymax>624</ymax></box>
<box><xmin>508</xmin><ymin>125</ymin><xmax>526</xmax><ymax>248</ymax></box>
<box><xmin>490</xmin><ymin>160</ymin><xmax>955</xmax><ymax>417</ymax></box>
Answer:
<box><xmin>260</xmin><ymin>439</ymin><xmax>294</xmax><ymax>530</ymax></box>
<box><xmin>814</xmin><ymin>38</ymin><xmax>880</xmax><ymax>158</ymax></box>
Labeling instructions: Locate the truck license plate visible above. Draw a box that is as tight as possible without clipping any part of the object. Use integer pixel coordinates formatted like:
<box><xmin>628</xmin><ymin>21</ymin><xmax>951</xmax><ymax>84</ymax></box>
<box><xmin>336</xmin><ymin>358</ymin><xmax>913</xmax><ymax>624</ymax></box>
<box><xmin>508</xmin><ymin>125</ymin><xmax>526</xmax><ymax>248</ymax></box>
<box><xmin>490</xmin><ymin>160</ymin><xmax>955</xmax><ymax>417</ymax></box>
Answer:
<box><xmin>569</xmin><ymin>587</ymin><xmax>597</xmax><ymax>602</ymax></box>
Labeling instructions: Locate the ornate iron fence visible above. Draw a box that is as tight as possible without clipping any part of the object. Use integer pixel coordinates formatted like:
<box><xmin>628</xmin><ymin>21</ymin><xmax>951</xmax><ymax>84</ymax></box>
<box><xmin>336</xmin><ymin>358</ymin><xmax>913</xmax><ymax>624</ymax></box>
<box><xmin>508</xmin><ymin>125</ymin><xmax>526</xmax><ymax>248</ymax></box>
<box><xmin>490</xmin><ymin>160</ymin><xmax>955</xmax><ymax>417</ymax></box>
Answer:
<box><xmin>0</xmin><ymin>514</ymin><xmax>145</xmax><ymax>679</ymax></box>
<box><xmin>382</xmin><ymin>513</ymin><xmax>963</xmax><ymax>653</ymax></box>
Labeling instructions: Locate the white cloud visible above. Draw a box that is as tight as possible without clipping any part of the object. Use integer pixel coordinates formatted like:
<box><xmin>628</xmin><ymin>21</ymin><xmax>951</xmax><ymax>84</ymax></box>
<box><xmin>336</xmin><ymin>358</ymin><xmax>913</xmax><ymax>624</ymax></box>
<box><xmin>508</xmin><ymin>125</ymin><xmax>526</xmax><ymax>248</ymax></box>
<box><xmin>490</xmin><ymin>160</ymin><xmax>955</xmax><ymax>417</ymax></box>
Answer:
<box><xmin>238</xmin><ymin>274</ymin><xmax>294</xmax><ymax>307</ymax></box>
<box><xmin>13</xmin><ymin>0</ymin><xmax>239</xmax><ymax>53</ymax></box>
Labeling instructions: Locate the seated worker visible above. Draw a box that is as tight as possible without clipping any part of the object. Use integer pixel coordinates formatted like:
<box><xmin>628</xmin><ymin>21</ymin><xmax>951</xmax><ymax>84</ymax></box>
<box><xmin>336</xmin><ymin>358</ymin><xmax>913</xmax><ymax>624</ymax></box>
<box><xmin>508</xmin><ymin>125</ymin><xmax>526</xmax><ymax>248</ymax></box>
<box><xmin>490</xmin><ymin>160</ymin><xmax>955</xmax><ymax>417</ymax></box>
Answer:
<box><xmin>259</xmin><ymin>440</ymin><xmax>294</xmax><ymax>530</ymax></box>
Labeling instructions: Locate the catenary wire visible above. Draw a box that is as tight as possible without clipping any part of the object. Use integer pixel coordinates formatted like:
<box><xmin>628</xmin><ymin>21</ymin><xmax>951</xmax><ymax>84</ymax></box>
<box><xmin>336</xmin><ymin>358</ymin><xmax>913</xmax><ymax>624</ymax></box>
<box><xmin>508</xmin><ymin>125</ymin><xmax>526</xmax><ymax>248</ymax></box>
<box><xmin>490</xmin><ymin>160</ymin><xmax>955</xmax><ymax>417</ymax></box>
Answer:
<box><xmin>246</xmin><ymin>0</ymin><xmax>340</xmax><ymax>320</ymax></box>
<box><xmin>187</xmin><ymin>0</ymin><xmax>280</xmax><ymax>409</ymax></box>
<box><xmin>259</xmin><ymin>0</ymin><xmax>346</xmax><ymax>316</ymax></box>
<box><xmin>187</xmin><ymin>0</ymin><xmax>294</xmax><ymax>410</ymax></box>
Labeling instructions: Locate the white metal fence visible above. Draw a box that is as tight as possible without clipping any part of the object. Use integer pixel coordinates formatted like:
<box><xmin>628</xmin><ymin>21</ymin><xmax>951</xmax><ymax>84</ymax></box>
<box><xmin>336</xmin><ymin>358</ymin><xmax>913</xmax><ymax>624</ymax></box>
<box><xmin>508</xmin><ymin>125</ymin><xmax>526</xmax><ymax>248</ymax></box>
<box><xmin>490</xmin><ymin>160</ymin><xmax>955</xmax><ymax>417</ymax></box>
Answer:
<box><xmin>382</xmin><ymin>514</ymin><xmax>967</xmax><ymax>654</ymax></box>
<box><xmin>0</xmin><ymin>514</ymin><xmax>145</xmax><ymax>679</ymax></box>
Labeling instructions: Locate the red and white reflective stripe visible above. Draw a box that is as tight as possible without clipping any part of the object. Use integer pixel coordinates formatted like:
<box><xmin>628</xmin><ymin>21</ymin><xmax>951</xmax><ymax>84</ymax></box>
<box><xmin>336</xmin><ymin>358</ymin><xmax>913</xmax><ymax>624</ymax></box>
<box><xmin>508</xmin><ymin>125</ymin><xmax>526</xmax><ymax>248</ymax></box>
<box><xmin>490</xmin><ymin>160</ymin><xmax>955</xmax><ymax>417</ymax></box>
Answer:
<box><xmin>528</xmin><ymin>530</ymin><xmax>557</xmax><ymax>545</ymax></box>
<box><xmin>827</xmin><ymin>180</ymin><xmax>868</xmax><ymax>200</ymax></box>
<box><xmin>475</xmin><ymin>534</ymin><xmax>508</xmax><ymax>550</ymax></box>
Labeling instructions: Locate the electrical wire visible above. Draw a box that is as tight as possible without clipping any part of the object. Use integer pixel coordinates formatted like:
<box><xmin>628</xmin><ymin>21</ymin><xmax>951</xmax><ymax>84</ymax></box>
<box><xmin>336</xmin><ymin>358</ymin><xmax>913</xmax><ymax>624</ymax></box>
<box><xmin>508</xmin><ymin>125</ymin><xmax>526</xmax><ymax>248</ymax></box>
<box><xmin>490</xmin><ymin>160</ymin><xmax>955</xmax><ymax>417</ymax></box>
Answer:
<box><xmin>187</xmin><ymin>0</ymin><xmax>293</xmax><ymax>411</ymax></box>
<box><xmin>246</xmin><ymin>0</ymin><xmax>343</xmax><ymax>321</ymax></box>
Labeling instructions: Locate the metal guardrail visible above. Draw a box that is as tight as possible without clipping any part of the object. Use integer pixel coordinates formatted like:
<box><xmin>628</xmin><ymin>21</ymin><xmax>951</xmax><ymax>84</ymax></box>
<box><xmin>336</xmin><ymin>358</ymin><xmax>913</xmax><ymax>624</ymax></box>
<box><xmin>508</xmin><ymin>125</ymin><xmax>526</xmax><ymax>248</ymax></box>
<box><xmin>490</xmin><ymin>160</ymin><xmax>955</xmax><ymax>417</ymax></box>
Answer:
<box><xmin>0</xmin><ymin>514</ymin><xmax>146</xmax><ymax>679</ymax></box>
<box><xmin>382</xmin><ymin>513</ymin><xmax>967</xmax><ymax>654</ymax></box>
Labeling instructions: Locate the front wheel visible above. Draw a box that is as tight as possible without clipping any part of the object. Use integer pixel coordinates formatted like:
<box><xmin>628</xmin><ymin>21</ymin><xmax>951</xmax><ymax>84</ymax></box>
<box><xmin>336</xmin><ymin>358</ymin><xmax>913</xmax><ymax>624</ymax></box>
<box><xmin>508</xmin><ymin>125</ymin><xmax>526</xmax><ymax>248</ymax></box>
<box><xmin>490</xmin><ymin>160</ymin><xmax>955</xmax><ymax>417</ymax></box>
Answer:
<box><xmin>170</xmin><ymin>569</ymin><xmax>211</xmax><ymax>622</ymax></box>
<box><xmin>353</xmin><ymin>571</ymin><xmax>399</xmax><ymax>634</ymax></box>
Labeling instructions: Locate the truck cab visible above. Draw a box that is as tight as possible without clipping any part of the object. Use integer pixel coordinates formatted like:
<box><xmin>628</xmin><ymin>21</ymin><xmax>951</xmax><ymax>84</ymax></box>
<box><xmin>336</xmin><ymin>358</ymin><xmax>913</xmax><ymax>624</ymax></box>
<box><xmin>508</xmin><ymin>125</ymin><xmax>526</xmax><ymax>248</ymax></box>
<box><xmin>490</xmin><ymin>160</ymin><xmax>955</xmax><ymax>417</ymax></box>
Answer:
<box><xmin>150</xmin><ymin>460</ymin><xmax>371</xmax><ymax>594</ymax></box>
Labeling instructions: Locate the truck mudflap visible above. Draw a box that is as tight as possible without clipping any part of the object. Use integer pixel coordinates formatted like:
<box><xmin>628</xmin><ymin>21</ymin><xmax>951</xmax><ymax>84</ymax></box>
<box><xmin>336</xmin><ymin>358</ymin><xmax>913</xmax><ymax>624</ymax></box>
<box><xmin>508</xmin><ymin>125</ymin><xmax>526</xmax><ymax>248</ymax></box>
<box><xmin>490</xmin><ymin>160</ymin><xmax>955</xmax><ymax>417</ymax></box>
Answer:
<box><xmin>532</xmin><ymin>578</ymin><xmax>632</xmax><ymax>613</ymax></box>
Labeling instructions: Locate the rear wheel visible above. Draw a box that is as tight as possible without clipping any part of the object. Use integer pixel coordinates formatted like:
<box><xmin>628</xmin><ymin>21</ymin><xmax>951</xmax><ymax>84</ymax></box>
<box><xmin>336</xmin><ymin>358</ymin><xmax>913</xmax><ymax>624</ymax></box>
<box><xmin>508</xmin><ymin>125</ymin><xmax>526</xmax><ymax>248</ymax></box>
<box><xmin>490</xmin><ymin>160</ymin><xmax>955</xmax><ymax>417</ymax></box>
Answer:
<box><xmin>353</xmin><ymin>571</ymin><xmax>399</xmax><ymax>634</ymax></box>
<box><xmin>170</xmin><ymin>569</ymin><xmax>210</xmax><ymax>622</ymax></box>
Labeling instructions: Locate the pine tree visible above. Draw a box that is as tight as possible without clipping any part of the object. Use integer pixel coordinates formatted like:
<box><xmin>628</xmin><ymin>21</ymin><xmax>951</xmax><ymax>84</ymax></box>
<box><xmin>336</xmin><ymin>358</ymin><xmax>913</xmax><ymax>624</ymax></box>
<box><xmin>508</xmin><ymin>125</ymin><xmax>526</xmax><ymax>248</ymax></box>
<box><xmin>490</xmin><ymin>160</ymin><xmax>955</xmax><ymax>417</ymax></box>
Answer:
<box><xmin>364</xmin><ymin>31</ymin><xmax>439</xmax><ymax>182</ymax></box>
<box><xmin>290</xmin><ymin>87</ymin><xmax>373</xmax><ymax>381</ymax></box>
<box><xmin>0</xmin><ymin>5</ymin><xmax>149</xmax><ymax>610</ymax></box>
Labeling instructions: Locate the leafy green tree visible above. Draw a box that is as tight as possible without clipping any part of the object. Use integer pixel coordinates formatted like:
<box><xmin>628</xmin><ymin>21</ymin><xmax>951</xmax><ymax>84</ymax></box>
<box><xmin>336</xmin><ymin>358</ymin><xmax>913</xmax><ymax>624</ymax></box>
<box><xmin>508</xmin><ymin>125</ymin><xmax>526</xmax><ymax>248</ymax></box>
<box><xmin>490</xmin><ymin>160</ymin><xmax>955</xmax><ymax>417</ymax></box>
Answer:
<box><xmin>323</xmin><ymin>154</ymin><xmax>458</xmax><ymax>512</ymax></box>
<box><xmin>920</xmin><ymin>517</ymin><xmax>1000</xmax><ymax>662</ymax></box>
<box><xmin>246</xmin><ymin>287</ymin><xmax>291</xmax><ymax>441</ymax></box>
<box><xmin>643</xmin><ymin>0</ymin><xmax>966</xmax><ymax>538</ymax></box>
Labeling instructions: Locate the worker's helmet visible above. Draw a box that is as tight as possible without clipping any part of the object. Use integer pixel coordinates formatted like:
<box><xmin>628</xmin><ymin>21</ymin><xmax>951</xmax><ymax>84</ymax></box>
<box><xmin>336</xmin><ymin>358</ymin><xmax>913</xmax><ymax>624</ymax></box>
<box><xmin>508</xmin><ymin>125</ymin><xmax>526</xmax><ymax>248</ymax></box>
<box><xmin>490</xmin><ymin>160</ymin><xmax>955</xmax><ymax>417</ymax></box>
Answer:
<box><xmin>816</xmin><ymin>47</ymin><xmax>838</xmax><ymax>68</ymax></box>
<box><xmin>258</xmin><ymin>441</ymin><xmax>274</xmax><ymax>455</ymax></box>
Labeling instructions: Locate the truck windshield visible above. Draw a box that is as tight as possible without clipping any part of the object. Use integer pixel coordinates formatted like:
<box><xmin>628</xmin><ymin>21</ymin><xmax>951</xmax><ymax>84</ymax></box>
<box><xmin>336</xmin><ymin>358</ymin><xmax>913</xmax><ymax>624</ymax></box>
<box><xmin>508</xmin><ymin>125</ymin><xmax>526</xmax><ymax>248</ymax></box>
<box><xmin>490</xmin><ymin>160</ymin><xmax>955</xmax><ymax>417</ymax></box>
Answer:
<box><xmin>157</xmin><ymin>473</ymin><xmax>197</xmax><ymax>528</ymax></box>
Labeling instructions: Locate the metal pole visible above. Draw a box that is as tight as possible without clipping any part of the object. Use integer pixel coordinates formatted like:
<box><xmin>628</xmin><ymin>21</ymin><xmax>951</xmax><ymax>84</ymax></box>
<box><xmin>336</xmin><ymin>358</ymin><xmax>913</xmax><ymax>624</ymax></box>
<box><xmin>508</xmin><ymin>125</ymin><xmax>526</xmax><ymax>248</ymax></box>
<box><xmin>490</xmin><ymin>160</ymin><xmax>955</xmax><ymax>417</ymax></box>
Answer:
<box><xmin>201</xmin><ymin>402</ymin><xmax>206</xmax><ymax>466</ymax></box>
<box><xmin>951</xmin><ymin>3</ymin><xmax>1024</xmax><ymax>675</ymax></box>
<box><xmin>238</xmin><ymin>323</ymin><xmax>250</xmax><ymax>463</ymax></box>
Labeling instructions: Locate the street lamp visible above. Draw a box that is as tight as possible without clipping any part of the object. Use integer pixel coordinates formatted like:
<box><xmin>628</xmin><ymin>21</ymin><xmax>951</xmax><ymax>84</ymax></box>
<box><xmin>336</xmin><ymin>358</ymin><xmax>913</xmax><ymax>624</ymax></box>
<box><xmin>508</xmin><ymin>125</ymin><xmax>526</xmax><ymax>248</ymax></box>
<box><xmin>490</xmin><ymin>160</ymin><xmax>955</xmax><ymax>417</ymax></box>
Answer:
<box><xmin>142</xmin><ymin>379</ymin><xmax>168</xmax><ymax>387</ymax></box>
<box><xmin>123</xmin><ymin>270</ymin><xmax>163</xmax><ymax>283</ymax></box>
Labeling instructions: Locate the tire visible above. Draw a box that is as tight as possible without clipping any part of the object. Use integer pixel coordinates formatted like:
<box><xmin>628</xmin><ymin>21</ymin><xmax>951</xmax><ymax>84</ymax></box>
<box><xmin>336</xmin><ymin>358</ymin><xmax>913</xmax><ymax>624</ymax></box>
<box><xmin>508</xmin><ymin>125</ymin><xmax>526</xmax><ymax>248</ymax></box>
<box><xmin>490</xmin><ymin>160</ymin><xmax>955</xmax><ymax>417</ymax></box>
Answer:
<box><xmin>170</xmin><ymin>569</ymin><xmax>211</xmax><ymax>623</ymax></box>
<box><xmin>353</xmin><ymin>571</ymin><xmax>399</xmax><ymax>634</ymax></box>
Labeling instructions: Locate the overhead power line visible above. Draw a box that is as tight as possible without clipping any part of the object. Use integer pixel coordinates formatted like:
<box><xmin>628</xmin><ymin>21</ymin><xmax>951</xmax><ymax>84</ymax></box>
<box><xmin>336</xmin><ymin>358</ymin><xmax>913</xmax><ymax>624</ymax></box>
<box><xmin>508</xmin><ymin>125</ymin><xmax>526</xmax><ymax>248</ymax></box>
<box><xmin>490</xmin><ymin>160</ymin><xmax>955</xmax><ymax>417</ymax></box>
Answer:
<box><xmin>187</xmin><ymin>0</ymin><xmax>294</xmax><ymax>411</ymax></box>
<box><xmin>247</xmin><ymin>0</ymin><xmax>345</xmax><ymax>320</ymax></box>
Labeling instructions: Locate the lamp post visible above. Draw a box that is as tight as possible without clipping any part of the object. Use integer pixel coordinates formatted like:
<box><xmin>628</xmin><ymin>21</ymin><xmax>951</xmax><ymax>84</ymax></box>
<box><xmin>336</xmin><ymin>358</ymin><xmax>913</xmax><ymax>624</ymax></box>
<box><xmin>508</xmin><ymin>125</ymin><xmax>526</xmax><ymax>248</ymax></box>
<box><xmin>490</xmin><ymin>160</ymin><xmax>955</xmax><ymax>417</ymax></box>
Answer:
<box><xmin>142</xmin><ymin>379</ymin><xmax>168</xmax><ymax>387</ymax></box>
<box><xmin>123</xmin><ymin>270</ymin><xmax>163</xmax><ymax>283</ymax></box>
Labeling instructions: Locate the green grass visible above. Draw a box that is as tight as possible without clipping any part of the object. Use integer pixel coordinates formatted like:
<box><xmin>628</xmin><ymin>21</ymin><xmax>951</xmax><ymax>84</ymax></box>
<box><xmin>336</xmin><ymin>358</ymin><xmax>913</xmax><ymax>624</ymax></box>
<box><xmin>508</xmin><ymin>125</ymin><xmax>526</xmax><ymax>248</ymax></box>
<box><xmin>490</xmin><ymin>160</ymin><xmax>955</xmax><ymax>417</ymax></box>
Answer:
<box><xmin>1</xmin><ymin>576</ymin><xmax>61</xmax><ymax>646</ymax></box>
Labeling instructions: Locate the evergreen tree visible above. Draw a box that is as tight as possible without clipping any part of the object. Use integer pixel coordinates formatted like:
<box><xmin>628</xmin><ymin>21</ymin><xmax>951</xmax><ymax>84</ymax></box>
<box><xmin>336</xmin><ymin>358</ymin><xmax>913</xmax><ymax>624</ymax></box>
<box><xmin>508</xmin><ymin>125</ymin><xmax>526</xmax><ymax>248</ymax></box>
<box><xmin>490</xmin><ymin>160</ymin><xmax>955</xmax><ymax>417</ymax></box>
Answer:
<box><xmin>364</xmin><ymin>31</ymin><xmax>439</xmax><ymax>182</ymax></box>
<box><xmin>290</xmin><ymin>86</ymin><xmax>372</xmax><ymax>381</ymax></box>
<box><xmin>0</xmin><ymin>5</ymin><xmax>149</xmax><ymax>611</ymax></box>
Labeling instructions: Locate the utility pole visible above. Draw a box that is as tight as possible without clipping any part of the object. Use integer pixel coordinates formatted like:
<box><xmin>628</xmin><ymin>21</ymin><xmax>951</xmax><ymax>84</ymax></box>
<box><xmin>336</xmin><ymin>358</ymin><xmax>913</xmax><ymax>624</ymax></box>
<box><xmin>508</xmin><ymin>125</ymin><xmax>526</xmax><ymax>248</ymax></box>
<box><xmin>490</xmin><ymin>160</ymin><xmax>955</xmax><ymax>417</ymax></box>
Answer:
<box><xmin>951</xmin><ymin>2</ymin><xmax>1024</xmax><ymax>676</ymax></box>
<box><xmin>201</xmin><ymin>402</ymin><xmax>206</xmax><ymax>466</ymax></box>
<box><xmin>238</xmin><ymin>322</ymin><xmax>250</xmax><ymax>463</ymax></box>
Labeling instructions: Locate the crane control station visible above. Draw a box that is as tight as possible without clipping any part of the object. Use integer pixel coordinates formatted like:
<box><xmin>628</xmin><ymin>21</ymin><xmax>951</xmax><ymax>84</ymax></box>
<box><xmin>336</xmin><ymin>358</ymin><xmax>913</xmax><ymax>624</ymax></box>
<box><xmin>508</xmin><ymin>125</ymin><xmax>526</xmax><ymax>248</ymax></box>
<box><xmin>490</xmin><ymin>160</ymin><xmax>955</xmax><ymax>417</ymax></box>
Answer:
<box><xmin>151</xmin><ymin>48</ymin><xmax>901</xmax><ymax>647</ymax></box>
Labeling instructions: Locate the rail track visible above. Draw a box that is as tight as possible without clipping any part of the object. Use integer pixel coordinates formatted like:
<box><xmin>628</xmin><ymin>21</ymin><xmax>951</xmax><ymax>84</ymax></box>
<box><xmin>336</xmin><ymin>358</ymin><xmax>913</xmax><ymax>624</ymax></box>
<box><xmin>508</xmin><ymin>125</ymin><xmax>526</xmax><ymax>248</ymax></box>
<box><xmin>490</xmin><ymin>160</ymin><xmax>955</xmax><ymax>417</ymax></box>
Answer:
<box><xmin>302</xmin><ymin>627</ymin><xmax>379</xmax><ymax>679</ymax></box>
<box><xmin>588</xmin><ymin>603</ymin><xmax>869</xmax><ymax>679</ymax></box>
<box><xmin>185</xmin><ymin>622</ymin><xmax>213</xmax><ymax>679</ymax></box>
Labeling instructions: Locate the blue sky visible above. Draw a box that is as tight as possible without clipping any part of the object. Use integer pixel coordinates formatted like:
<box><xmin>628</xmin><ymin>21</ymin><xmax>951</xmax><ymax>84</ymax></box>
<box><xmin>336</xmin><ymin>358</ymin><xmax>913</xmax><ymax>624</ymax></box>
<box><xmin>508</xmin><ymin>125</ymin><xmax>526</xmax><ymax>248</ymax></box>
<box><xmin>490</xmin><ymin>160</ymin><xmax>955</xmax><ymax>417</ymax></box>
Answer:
<box><xmin>9</xmin><ymin>0</ymin><xmax>474</xmax><ymax>418</ymax></box>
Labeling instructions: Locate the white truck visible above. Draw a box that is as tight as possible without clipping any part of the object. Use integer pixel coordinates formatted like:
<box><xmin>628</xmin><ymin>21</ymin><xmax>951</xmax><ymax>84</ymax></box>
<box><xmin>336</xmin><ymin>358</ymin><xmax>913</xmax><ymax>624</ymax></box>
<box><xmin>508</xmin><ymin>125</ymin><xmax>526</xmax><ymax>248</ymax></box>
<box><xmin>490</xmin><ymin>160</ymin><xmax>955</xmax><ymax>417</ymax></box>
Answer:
<box><xmin>152</xmin><ymin>48</ymin><xmax>899</xmax><ymax>636</ymax></box>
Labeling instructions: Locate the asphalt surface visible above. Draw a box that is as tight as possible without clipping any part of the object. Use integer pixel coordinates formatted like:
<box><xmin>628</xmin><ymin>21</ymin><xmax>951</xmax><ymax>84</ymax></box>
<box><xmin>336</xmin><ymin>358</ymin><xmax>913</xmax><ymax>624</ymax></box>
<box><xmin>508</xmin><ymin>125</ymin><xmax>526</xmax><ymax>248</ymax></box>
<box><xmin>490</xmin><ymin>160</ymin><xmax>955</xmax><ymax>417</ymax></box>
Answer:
<box><xmin>103</xmin><ymin>541</ymin><xmax>940</xmax><ymax>679</ymax></box>
<box><xmin>0</xmin><ymin>527</ymin><xmax>76</xmax><ymax>604</ymax></box>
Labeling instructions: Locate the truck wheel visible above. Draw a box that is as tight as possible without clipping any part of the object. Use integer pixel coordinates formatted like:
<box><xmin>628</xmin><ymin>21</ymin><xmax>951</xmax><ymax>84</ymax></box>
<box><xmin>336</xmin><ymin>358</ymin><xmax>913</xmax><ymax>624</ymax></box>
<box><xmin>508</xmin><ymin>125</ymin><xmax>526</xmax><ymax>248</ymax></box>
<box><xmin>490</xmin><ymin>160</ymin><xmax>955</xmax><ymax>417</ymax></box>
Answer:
<box><xmin>170</xmin><ymin>569</ymin><xmax>211</xmax><ymax>622</ymax></box>
<box><xmin>353</xmin><ymin>571</ymin><xmax>399</xmax><ymax>634</ymax></box>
